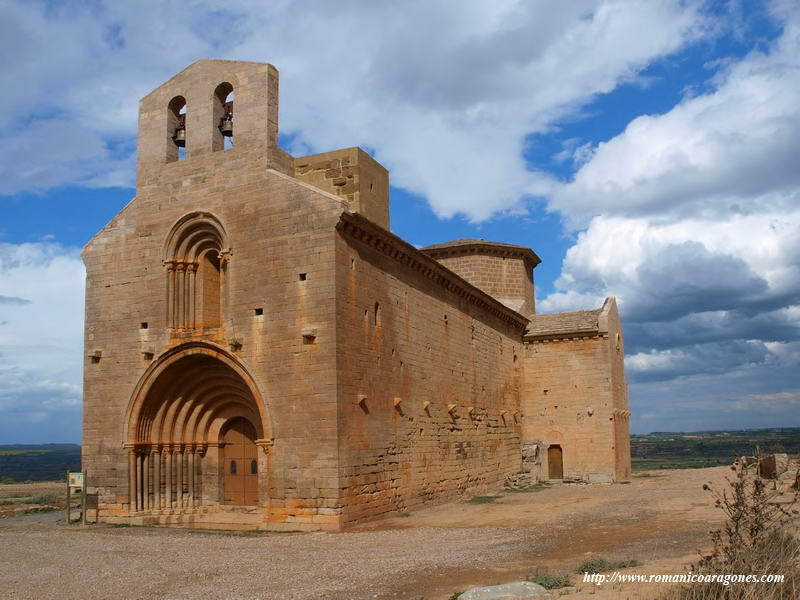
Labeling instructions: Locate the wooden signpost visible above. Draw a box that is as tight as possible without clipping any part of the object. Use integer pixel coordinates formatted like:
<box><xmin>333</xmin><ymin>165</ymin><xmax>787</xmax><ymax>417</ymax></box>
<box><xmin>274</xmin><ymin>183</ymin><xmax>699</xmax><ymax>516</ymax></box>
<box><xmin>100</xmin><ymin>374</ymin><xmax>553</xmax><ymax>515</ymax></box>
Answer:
<box><xmin>66</xmin><ymin>471</ymin><xmax>87</xmax><ymax>526</ymax></box>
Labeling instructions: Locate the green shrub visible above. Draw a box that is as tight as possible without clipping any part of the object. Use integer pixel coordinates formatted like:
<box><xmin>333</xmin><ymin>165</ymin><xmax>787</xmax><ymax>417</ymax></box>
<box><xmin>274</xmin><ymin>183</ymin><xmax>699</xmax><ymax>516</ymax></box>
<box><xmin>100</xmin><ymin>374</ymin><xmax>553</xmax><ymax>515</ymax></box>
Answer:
<box><xmin>527</xmin><ymin>573</ymin><xmax>571</xmax><ymax>589</ymax></box>
<box><xmin>29</xmin><ymin>493</ymin><xmax>60</xmax><ymax>505</ymax></box>
<box><xmin>576</xmin><ymin>557</ymin><xmax>641</xmax><ymax>573</ymax></box>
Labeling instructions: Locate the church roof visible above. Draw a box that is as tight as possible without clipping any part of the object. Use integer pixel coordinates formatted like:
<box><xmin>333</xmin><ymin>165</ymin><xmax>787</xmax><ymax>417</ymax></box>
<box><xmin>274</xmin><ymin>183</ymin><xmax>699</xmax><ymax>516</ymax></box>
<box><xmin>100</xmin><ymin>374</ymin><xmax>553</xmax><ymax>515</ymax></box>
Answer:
<box><xmin>525</xmin><ymin>308</ymin><xmax>603</xmax><ymax>340</ymax></box>
<box><xmin>421</xmin><ymin>238</ymin><xmax>541</xmax><ymax>267</ymax></box>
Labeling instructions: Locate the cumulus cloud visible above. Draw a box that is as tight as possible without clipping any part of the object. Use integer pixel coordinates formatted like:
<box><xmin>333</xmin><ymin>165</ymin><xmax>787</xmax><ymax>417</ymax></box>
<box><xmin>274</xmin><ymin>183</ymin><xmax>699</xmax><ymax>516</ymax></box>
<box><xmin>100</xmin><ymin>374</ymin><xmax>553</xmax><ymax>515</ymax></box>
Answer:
<box><xmin>549</xmin><ymin>5</ymin><xmax>800</xmax><ymax>225</ymax></box>
<box><xmin>0</xmin><ymin>242</ymin><xmax>85</xmax><ymax>442</ymax></box>
<box><xmin>1</xmin><ymin>0</ymin><xmax>709</xmax><ymax>218</ymax></box>
<box><xmin>541</xmin><ymin>4</ymin><xmax>800</xmax><ymax>429</ymax></box>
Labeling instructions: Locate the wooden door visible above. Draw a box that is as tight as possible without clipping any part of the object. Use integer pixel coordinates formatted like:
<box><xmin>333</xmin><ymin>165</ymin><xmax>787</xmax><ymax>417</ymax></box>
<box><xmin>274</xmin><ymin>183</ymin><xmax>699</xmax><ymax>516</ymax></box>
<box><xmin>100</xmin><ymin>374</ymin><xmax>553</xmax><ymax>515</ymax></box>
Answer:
<box><xmin>222</xmin><ymin>417</ymin><xmax>259</xmax><ymax>505</ymax></box>
<box><xmin>548</xmin><ymin>445</ymin><xmax>563</xmax><ymax>479</ymax></box>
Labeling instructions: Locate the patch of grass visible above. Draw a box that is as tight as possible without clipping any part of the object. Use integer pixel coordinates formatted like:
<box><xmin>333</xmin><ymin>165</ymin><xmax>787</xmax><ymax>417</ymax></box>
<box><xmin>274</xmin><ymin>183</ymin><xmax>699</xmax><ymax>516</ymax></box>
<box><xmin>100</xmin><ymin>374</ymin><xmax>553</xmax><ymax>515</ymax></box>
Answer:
<box><xmin>634</xmin><ymin>472</ymin><xmax>667</xmax><ymax>478</ymax></box>
<box><xmin>398</xmin><ymin>512</ymin><xmax>412</xmax><ymax>518</ymax></box>
<box><xmin>527</xmin><ymin>573</ymin><xmax>572</xmax><ymax>589</ymax></box>
<box><xmin>0</xmin><ymin>449</ymin><xmax>53</xmax><ymax>456</ymax></box>
<box><xmin>576</xmin><ymin>558</ymin><xmax>642</xmax><ymax>573</ymax></box>
<box><xmin>467</xmin><ymin>495</ymin><xmax>500</xmax><ymax>504</ymax></box>
<box><xmin>447</xmin><ymin>593</ymin><xmax>462</xmax><ymax>600</ymax></box>
<box><xmin>240</xmin><ymin>529</ymin><xmax>303</xmax><ymax>536</ymax></box>
<box><xmin>29</xmin><ymin>493</ymin><xmax>61</xmax><ymax>505</ymax></box>
<box><xmin>503</xmin><ymin>482</ymin><xmax>551</xmax><ymax>494</ymax></box>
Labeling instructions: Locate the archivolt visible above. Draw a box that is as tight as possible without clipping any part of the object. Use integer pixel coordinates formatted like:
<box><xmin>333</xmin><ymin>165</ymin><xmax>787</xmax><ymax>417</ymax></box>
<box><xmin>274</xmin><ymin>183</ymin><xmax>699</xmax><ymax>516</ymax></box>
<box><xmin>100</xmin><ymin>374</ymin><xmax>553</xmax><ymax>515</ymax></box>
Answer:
<box><xmin>125</xmin><ymin>343</ymin><xmax>268</xmax><ymax>446</ymax></box>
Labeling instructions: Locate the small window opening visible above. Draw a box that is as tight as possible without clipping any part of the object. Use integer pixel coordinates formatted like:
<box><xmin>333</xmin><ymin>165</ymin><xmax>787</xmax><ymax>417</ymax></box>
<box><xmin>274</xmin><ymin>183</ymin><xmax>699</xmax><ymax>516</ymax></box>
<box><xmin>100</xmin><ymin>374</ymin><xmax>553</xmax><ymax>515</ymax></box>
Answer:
<box><xmin>303</xmin><ymin>333</ymin><xmax>316</xmax><ymax>345</ymax></box>
<box><xmin>230</xmin><ymin>460</ymin><xmax>237</xmax><ymax>474</ymax></box>
<box><xmin>140</xmin><ymin>322</ymin><xmax>148</xmax><ymax>329</ymax></box>
<box><xmin>299</xmin><ymin>273</ymin><xmax>307</xmax><ymax>281</ymax></box>
<box><xmin>254</xmin><ymin>308</ymin><xmax>263</xmax><ymax>316</ymax></box>
<box><xmin>369</xmin><ymin>182</ymin><xmax>374</xmax><ymax>191</ymax></box>
<box><xmin>374</xmin><ymin>302</ymin><xmax>381</xmax><ymax>326</ymax></box>
<box><xmin>351</xmin><ymin>258</ymin><xmax>356</xmax><ymax>270</ymax></box>
<box><xmin>250</xmin><ymin>460</ymin><xmax>257</xmax><ymax>475</ymax></box>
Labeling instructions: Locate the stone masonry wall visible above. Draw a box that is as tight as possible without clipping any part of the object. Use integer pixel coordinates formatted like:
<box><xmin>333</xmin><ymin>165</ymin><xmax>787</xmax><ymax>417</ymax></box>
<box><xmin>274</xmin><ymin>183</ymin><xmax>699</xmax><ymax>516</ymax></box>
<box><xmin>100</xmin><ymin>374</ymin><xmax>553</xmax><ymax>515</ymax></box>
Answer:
<box><xmin>521</xmin><ymin>335</ymin><xmax>618</xmax><ymax>482</ymax></box>
<box><xmin>431</xmin><ymin>254</ymin><xmax>535</xmax><ymax>317</ymax></box>
<box><xmin>294</xmin><ymin>147</ymin><xmax>389</xmax><ymax>230</ymax></box>
<box><xmin>83</xmin><ymin>168</ymin><xmax>350</xmax><ymax>529</ymax></box>
<box><xmin>333</xmin><ymin>225</ymin><xmax>525</xmax><ymax>526</ymax></box>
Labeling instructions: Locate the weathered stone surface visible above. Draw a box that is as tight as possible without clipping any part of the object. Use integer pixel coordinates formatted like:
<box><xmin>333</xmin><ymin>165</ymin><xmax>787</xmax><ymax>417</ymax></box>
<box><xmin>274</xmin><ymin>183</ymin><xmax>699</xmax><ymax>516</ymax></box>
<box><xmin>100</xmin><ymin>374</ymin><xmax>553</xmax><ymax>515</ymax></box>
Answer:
<box><xmin>460</xmin><ymin>581</ymin><xmax>552</xmax><ymax>599</ymax></box>
<box><xmin>760</xmin><ymin>454</ymin><xmax>790</xmax><ymax>479</ymax></box>
<box><xmin>81</xmin><ymin>59</ymin><xmax>631</xmax><ymax>532</ymax></box>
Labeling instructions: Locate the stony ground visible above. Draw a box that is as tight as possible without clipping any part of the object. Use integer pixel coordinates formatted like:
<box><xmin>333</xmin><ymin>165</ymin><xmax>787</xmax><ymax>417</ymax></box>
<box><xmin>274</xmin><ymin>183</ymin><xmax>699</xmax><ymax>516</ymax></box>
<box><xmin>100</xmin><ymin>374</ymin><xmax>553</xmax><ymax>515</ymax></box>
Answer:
<box><xmin>0</xmin><ymin>467</ymin><xmax>758</xmax><ymax>599</ymax></box>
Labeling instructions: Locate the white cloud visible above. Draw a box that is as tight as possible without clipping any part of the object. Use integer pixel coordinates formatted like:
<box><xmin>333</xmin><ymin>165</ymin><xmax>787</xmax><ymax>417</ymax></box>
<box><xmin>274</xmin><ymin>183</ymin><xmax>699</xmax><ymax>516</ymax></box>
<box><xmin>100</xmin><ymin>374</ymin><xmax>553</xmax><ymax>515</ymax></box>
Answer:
<box><xmin>1</xmin><ymin>0</ymin><xmax>709</xmax><ymax>219</ymax></box>
<box><xmin>0</xmin><ymin>242</ymin><xmax>85</xmax><ymax>442</ymax></box>
<box><xmin>540</xmin><ymin>5</ymin><xmax>800</xmax><ymax>429</ymax></box>
<box><xmin>550</xmin><ymin>6</ymin><xmax>800</xmax><ymax>225</ymax></box>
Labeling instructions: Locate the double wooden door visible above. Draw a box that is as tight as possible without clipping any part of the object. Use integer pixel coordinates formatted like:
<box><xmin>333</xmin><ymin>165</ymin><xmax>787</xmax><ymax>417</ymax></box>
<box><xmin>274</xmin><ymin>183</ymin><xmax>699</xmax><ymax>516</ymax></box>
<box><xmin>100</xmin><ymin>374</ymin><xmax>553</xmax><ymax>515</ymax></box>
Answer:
<box><xmin>222</xmin><ymin>417</ymin><xmax>259</xmax><ymax>505</ymax></box>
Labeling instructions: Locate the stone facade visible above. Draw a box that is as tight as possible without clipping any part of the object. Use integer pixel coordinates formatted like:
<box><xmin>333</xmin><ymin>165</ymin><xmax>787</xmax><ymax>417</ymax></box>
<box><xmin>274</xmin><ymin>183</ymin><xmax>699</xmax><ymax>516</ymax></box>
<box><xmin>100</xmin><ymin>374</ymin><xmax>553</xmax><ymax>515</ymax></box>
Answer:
<box><xmin>82</xmin><ymin>59</ymin><xmax>631</xmax><ymax>531</ymax></box>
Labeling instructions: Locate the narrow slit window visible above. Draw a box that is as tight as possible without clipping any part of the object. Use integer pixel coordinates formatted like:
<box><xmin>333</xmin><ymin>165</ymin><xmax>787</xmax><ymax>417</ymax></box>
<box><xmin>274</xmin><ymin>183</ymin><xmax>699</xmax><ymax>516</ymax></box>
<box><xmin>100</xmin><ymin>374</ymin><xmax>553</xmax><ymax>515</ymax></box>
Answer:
<box><xmin>250</xmin><ymin>460</ymin><xmax>257</xmax><ymax>475</ymax></box>
<box><xmin>230</xmin><ymin>460</ymin><xmax>237</xmax><ymax>475</ymax></box>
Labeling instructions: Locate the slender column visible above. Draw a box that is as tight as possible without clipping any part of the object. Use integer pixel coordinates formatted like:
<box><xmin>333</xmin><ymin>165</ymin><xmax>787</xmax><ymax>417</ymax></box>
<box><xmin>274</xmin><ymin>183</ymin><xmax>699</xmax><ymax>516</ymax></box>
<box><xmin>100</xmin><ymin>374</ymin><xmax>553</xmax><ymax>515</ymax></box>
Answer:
<box><xmin>189</xmin><ymin>450</ymin><xmax>196</xmax><ymax>508</ymax></box>
<box><xmin>187</xmin><ymin>263</ymin><xmax>197</xmax><ymax>329</ymax></box>
<box><xmin>128</xmin><ymin>451</ymin><xmax>137</xmax><ymax>512</ymax></box>
<box><xmin>176</xmin><ymin>447</ymin><xmax>185</xmax><ymax>508</ymax></box>
<box><xmin>165</xmin><ymin>261</ymin><xmax>176</xmax><ymax>328</ymax></box>
<box><xmin>196</xmin><ymin>447</ymin><xmax>205</xmax><ymax>507</ymax></box>
<box><xmin>165</xmin><ymin>448</ymin><xmax>173</xmax><ymax>509</ymax></box>
<box><xmin>176</xmin><ymin>264</ymin><xmax>186</xmax><ymax>330</ymax></box>
<box><xmin>143</xmin><ymin>451</ymin><xmax>151</xmax><ymax>510</ymax></box>
<box><xmin>153</xmin><ymin>448</ymin><xmax>162</xmax><ymax>510</ymax></box>
<box><xmin>137</xmin><ymin>454</ymin><xmax>144</xmax><ymax>511</ymax></box>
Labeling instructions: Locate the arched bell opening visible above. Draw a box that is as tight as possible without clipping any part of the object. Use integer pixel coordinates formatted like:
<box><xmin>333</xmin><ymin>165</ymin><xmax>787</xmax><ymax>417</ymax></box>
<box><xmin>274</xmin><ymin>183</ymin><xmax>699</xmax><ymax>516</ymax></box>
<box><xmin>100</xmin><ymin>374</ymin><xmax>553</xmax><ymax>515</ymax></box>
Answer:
<box><xmin>125</xmin><ymin>348</ymin><xmax>269</xmax><ymax>513</ymax></box>
<box><xmin>167</xmin><ymin>95</ymin><xmax>187</xmax><ymax>163</ymax></box>
<box><xmin>212</xmin><ymin>82</ymin><xmax>234</xmax><ymax>152</ymax></box>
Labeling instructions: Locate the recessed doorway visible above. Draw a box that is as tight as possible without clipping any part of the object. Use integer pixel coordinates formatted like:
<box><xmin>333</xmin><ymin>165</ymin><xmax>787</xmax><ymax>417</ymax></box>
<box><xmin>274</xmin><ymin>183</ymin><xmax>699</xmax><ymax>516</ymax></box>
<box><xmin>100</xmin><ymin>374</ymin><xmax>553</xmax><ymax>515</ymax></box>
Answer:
<box><xmin>222</xmin><ymin>417</ymin><xmax>259</xmax><ymax>505</ymax></box>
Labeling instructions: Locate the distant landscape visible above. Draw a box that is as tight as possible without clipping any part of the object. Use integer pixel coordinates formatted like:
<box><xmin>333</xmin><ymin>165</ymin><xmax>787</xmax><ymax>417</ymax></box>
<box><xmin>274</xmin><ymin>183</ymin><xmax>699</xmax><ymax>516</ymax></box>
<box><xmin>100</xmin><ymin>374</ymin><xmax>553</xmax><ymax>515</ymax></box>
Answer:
<box><xmin>1</xmin><ymin>428</ymin><xmax>798</xmax><ymax>481</ymax></box>
<box><xmin>631</xmin><ymin>427</ymin><xmax>800</xmax><ymax>471</ymax></box>
<box><xmin>0</xmin><ymin>444</ymin><xmax>80</xmax><ymax>482</ymax></box>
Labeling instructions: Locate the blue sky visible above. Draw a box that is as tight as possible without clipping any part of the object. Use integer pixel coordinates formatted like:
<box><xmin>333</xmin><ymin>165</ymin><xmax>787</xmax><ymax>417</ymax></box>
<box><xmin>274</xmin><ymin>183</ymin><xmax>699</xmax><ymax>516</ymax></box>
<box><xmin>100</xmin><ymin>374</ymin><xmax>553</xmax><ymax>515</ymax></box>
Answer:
<box><xmin>1</xmin><ymin>0</ymin><xmax>799</xmax><ymax>443</ymax></box>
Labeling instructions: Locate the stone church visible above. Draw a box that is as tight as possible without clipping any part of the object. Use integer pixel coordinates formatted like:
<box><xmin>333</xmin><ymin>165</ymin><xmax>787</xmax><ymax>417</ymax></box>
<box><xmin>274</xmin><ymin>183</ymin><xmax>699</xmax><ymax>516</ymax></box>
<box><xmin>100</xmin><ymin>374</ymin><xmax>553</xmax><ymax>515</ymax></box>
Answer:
<box><xmin>82</xmin><ymin>59</ymin><xmax>630</xmax><ymax>531</ymax></box>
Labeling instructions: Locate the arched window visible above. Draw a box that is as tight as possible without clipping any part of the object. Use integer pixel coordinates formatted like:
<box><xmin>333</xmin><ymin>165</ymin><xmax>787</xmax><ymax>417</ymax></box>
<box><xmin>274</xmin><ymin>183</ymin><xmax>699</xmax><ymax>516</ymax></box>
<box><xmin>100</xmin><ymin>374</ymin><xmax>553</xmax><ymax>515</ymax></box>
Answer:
<box><xmin>163</xmin><ymin>213</ymin><xmax>229</xmax><ymax>330</ymax></box>
<box><xmin>213</xmin><ymin>82</ymin><xmax>234</xmax><ymax>152</ymax></box>
<box><xmin>167</xmin><ymin>96</ymin><xmax>187</xmax><ymax>163</ymax></box>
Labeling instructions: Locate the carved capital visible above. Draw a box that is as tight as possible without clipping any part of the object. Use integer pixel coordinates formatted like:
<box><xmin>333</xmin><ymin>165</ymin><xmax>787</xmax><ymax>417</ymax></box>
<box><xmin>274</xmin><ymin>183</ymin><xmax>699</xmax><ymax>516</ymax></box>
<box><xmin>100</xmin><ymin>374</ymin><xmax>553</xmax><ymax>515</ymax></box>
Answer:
<box><xmin>255</xmin><ymin>439</ymin><xmax>274</xmax><ymax>455</ymax></box>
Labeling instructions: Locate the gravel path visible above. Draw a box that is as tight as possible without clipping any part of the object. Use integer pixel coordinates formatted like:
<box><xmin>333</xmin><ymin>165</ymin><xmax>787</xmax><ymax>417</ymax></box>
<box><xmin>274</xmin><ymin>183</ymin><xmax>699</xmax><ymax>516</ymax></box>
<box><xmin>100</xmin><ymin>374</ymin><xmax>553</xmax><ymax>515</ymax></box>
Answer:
<box><xmin>1</xmin><ymin>517</ymin><xmax>539</xmax><ymax>600</ymax></box>
<box><xmin>0</xmin><ymin>467</ymin><xmax>732</xmax><ymax>600</ymax></box>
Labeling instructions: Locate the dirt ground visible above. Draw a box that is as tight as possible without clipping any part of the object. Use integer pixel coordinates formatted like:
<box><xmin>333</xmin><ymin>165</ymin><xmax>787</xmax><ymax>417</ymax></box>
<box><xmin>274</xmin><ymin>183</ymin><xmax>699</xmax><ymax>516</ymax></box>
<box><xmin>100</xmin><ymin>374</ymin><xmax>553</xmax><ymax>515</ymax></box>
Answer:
<box><xmin>0</xmin><ymin>467</ymin><xmax>766</xmax><ymax>599</ymax></box>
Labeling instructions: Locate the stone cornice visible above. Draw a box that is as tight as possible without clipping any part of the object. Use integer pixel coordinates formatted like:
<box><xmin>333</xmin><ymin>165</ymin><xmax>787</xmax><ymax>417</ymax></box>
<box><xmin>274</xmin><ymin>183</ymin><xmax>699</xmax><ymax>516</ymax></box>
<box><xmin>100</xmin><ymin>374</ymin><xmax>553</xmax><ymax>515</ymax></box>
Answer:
<box><xmin>523</xmin><ymin>332</ymin><xmax>605</xmax><ymax>343</ymax></box>
<box><xmin>422</xmin><ymin>240</ymin><xmax>541</xmax><ymax>269</ymax></box>
<box><xmin>337</xmin><ymin>212</ymin><xmax>529</xmax><ymax>330</ymax></box>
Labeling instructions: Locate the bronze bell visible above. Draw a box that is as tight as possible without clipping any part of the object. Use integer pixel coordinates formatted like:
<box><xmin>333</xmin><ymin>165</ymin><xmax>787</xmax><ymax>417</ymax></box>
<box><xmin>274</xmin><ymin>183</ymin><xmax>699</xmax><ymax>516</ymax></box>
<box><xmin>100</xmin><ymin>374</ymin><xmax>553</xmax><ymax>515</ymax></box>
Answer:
<box><xmin>220</xmin><ymin>116</ymin><xmax>233</xmax><ymax>137</ymax></box>
<box><xmin>173</xmin><ymin>127</ymin><xmax>186</xmax><ymax>147</ymax></box>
